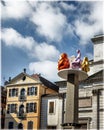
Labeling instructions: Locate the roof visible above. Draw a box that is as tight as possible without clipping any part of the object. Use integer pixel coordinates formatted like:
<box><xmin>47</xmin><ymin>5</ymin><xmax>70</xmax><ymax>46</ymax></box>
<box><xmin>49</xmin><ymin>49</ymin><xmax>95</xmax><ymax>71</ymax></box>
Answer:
<box><xmin>7</xmin><ymin>72</ymin><xmax>39</xmax><ymax>84</ymax></box>
<box><xmin>80</xmin><ymin>69</ymin><xmax>104</xmax><ymax>85</ymax></box>
<box><xmin>6</xmin><ymin>72</ymin><xmax>59</xmax><ymax>92</ymax></box>
<box><xmin>39</xmin><ymin>76</ymin><xmax>59</xmax><ymax>92</ymax></box>
<box><xmin>31</xmin><ymin>74</ymin><xmax>59</xmax><ymax>92</ymax></box>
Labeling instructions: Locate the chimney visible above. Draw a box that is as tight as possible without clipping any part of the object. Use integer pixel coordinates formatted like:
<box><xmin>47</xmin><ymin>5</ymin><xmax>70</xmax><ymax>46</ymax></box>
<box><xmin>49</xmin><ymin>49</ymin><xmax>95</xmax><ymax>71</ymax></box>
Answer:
<box><xmin>23</xmin><ymin>68</ymin><xmax>26</xmax><ymax>73</ymax></box>
<box><xmin>9</xmin><ymin>77</ymin><xmax>11</xmax><ymax>82</ymax></box>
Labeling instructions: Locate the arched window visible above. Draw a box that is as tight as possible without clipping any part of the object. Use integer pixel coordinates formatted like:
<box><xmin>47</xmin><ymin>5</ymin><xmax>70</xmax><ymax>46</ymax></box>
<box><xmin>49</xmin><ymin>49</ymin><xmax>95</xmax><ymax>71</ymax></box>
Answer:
<box><xmin>19</xmin><ymin>105</ymin><xmax>24</xmax><ymax>116</ymax></box>
<box><xmin>18</xmin><ymin>123</ymin><xmax>23</xmax><ymax>129</ymax></box>
<box><xmin>20</xmin><ymin>88</ymin><xmax>25</xmax><ymax>96</ymax></box>
<box><xmin>27</xmin><ymin>121</ymin><xmax>33</xmax><ymax>130</ymax></box>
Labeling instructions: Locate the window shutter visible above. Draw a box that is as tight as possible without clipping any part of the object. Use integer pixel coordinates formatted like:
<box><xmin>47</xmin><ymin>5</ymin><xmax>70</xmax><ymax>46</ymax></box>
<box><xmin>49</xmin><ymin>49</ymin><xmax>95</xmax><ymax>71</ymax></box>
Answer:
<box><xmin>35</xmin><ymin>87</ymin><xmax>37</xmax><ymax>95</ymax></box>
<box><xmin>34</xmin><ymin>103</ymin><xmax>37</xmax><ymax>113</ymax></box>
<box><xmin>15</xmin><ymin>104</ymin><xmax>17</xmax><ymax>113</ymax></box>
<box><xmin>27</xmin><ymin>88</ymin><xmax>29</xmax><ymax>95</ymax></box>
<box><xmin>16</xmin><ymin>88</ymin><xmax>18</xmax><ymax>96</ymax></box>
<box><xmin>7</xmin><ymin>104</ymin><xmax>10</xmax><ymax>114</ymax></box>
<box><xmin>26</xmin><ymin>103</ymin><xmax>29</xmax><ymax>113</ymax></box>
<box><xmin>9</xmin><ymin>89</ymin><xmax>11</xmax><ymax>97</ymax></box>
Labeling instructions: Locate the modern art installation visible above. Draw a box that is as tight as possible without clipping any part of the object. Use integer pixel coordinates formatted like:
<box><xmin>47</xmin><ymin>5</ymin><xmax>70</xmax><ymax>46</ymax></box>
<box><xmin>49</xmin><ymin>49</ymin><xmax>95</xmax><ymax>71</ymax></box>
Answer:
<box><xmin>57</xmin><ymin>50</ymin><xmax>90</xmax><ymax>129</ymax></box>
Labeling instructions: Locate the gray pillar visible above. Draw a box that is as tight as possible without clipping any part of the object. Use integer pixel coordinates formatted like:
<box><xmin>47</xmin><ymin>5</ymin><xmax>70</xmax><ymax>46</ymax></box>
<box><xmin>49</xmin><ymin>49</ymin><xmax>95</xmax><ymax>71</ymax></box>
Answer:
<box><xmin>65</xmin><ymin>74</ymin><xmax>79</xmax><ymax>124</ymax></box>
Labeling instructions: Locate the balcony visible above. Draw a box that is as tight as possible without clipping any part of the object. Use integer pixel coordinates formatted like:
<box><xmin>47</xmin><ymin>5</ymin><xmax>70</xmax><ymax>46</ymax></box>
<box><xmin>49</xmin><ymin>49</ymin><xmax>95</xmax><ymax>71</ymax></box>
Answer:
<box><xmin>19</xmin><ymin>95</ymin><xmax>26</xmax><ymax>101</ymax></box>
<box><xmin>17</xmin><ymin>112</ymin><xmax>27</xmax><ymax>119</ymax></box>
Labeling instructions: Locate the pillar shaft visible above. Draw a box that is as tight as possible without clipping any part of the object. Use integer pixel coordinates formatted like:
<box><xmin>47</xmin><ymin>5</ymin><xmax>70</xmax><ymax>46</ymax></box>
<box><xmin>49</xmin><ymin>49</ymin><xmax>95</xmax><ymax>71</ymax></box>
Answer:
<box><xmin>65</xmin><ymin>74</ymin><xmax>79</xmax><ymax>124</ymax></box>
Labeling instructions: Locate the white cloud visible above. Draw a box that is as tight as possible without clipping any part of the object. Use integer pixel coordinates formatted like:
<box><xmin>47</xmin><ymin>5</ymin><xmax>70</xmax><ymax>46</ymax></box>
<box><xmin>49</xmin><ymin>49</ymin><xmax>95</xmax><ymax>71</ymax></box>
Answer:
<box><xmin>1</xmin><ymin>28</ymin><xmax>35</xmax><ymax>50</ymax></box>
<box><xmin>1</xmin><ymin>0</ymin><xmax>32</xmax><ymax>20</ymax></box>
<box><xmin>60</xmin><ymin>2</ymin><xmax>76</xmax><ymax>11</ymax></box>
<box><xmin>1</xmin><ymin>27</ymin><xmax>60</xmax><ymax>61</ymax></box>
<box><xmin>33</xmin><ymin>42</ymin><xmax>60</xmax><ymax>61</ymax></box>
<box><xmin>30</xmin><ymin>2</ymin><xmax>67</xmax><ymax>42</ymax></box>
<box><xmin>29</xmin><ymin>60</ymin><xmax>59</xmax><ymax>81</ymax></box>
<box><xmin>74</xmin><ymin>1</ymin><xmax>104</xmax><ymax>44</ymax></box>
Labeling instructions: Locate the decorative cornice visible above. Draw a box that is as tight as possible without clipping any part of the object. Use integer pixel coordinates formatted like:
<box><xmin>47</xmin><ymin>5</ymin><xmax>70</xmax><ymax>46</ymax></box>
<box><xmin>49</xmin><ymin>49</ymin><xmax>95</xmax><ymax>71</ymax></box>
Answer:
<box><xmin>91</xmin><ymin>35</ymin><xmax>104</xmax><ymax>43</ymax></box>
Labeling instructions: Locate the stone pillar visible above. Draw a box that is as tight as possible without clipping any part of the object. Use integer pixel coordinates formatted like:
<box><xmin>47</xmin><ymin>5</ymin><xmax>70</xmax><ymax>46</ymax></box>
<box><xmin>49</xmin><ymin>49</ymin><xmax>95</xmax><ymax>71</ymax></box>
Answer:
<box><xmin>65</xmin><ymin>74</ymin><xmax>79</xmax><ymax>124</ymax></box>
<box><xmin>58</xmin><ymin>69</ymin><xmax>88</xmax><ymax>129</ymax></box>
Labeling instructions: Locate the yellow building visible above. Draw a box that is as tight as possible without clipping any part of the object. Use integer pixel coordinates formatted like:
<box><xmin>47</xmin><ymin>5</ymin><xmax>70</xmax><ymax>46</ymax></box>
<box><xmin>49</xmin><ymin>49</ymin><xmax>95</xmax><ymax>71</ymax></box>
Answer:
<box><xmin>4</xmin><ymin>70</ymin><xmax>58</xmax><ymax>129</ymax></box>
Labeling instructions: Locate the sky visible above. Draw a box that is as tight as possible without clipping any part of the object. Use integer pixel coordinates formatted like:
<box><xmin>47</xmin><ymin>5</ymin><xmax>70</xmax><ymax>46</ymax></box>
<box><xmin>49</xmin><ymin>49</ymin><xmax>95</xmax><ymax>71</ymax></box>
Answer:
<box><xmin>1</xmin><ymin>0</ymin><xmax>104</xmax><ymax>85</ymax></box>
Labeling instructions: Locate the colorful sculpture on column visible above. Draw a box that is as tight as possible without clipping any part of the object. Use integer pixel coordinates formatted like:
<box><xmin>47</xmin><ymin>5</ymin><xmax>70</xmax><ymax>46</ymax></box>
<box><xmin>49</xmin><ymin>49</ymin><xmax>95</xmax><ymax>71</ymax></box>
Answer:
<box><xmin>58</xmin><ymin>53</ymin><xmax>70</xmax><ymax>70</ymax></box>
<box><xmin>81</xmin><ymin>57</ymin><xmax>90</xmax><ymax>72</ymax></box>
<box><xmin>57</xmin><ymin>50</ymin><xmax>90</xmax><ymax>73</ymax></box>
<box><xmin>71</xmin><ymin>50</ymin><xmax>81</xmax><ymax>69</ymax></box>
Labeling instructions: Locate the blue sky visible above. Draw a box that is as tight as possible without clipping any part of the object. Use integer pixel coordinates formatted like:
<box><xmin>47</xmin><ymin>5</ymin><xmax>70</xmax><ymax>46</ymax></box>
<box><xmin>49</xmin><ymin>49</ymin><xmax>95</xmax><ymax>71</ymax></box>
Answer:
<box><xmin>1</xmin><ymin>0</ymin><xmax>104</xmax><ymax>85</ymax></box>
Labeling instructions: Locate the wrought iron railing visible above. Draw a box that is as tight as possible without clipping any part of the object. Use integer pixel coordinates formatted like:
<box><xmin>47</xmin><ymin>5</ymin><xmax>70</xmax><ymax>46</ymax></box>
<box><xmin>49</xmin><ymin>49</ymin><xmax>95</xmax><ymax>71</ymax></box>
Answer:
<box><xmin>17</xmin><ymin>112</ymin><xmax>27</xmax><ymax>119</ymax></box>
<box><xmin>19</xmin><ymin>95</ymin><xmax>27</xmax><ymax>101</ymax></box>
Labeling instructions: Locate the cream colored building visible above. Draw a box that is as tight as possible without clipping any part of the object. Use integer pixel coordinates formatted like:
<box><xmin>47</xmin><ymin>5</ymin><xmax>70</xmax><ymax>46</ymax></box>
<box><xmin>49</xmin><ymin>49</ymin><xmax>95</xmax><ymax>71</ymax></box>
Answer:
<box><xmin>4</xmin><ymin>71</ymin><xmax>58</xmax><ymax>129</ymax></box>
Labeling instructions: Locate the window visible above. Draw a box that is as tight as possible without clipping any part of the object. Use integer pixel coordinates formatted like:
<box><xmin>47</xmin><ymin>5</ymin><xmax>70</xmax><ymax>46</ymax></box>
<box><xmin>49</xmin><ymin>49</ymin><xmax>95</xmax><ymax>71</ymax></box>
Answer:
<box><xmin>26</xmin><ymin>103</ymin><xmax>37</xmax><ymax>113</ymax></box>
<box><xmin>20</xmin><ymin>88</ymin><xmax>25</xmax><ymax>96</ymax></box>
<box><xmin>18</xmin><ymin>123</ymin><xmax>23</xmax><ymax>129</ymax></box>
<box><xmin>8</xmin><ymin>122</ymin><xmax>14</xmax><ymax>129</ymax></box>
<box><xmin>28</xmin><ymin>121</ymin><xmax>33</xmax><ymax>130</ymax></box>
<box><xmin>27</xmin><ymin>87</ymin><xmax>37</xmax><ymax>96</ymax></box>
<box><xmin>19</xmin><ymin>105</ymin><xmax>24</xmax><ymax>114</ymax></box>
<box><xmin>9</xmin><ymin>88</ymin><xmax>18</xmax><ymax>97</ymax></box>
<box><xmin>49</xmin><ymin>101</ymin><xmax>55</xmax><ymax>114</ymax></box>
<box><xmin>7</xmin><ymin>104</ymin><xmax>17</xmax><ymax>114</ymax></box>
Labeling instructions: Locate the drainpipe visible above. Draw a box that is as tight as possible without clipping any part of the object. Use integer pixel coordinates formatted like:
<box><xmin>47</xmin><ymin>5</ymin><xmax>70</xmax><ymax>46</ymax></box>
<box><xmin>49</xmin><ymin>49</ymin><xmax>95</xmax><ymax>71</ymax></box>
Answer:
<box><xmin>92</xmin><ymin>89</ymin><xmax>99</xmax><ymax>129</ymax></box>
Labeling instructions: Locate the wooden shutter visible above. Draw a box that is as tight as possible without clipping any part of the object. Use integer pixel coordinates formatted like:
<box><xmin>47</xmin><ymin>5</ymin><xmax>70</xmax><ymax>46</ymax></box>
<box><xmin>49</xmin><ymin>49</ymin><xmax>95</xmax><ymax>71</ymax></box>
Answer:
<box><xmin>7</xmin><ymin>104</ymin><xmax>10</xmax><ymax>114</ymax></box>
<box><xmin>35</xmin><ymin>87</ymin><xmax>37</xmax><ymax>95</ymax></box>
<box><xmin>15</xmin><ymin>104</ymin><xmax>17</xmax><ymax>113</ymax></box>
<box><xmin>26</xmin><ymin>103</ymin><xmax>29</xmax><ymax>113</ymax></box>
<box><xmin>34</xmin><ymin>103</ymin><xmax>37</xmax><ymax>113</ymax></box>
<box><xmin>27</xmin><ymin>88</ymin><xmax>29</xmax><ymax>95</ymax></box>
<box><xmin>9</xmin><ymin>89</ymin><xmax>11</xmax><ymax>97</ymax></box>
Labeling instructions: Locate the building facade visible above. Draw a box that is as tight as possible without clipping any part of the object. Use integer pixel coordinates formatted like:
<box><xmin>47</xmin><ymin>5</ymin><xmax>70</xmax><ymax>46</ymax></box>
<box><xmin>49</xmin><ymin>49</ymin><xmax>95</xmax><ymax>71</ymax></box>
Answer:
<box><xmin>4</xmin><ymin>71</ymin><xmax>58</xmax><ymax>129</ymax></box>
<box><xmin>1</xmin><ymin>87</ymin><xmax>7</xmax><ymax>129</ymax></box>
<box><xmin>40</xmin><ymin>35</ymin><xmax>104</xmax><ymax>129</ymax></box>
<box><xmin>40</xmin><ymin>94</ymin><xmax>63</xmax><ymax>129</ymax></box>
